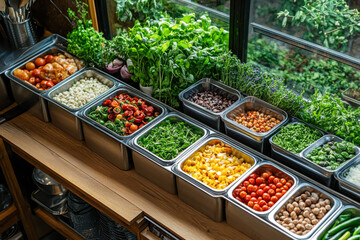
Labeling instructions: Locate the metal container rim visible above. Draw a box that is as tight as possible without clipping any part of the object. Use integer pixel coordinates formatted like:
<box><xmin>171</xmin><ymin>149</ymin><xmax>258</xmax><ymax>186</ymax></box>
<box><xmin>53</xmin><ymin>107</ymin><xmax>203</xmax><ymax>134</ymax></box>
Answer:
<box><xmin>335</xmin><ymin>157</ymin><xmax>360</xmax><ymax>194</ymax></box>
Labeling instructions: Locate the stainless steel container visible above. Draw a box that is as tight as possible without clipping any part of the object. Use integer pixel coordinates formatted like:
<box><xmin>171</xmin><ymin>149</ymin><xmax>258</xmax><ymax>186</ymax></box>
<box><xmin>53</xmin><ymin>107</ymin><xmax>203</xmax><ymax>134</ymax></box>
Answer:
<box><xmin>45</xmin><ymin>68</ymin><xmax>117</xmax><ymax>140</ymax></box>
<box><xmin>0</xmin><ymin>33</ymin><xmax>58</xmax><ymax>110</ymax></box>
<box><xmin>173</xmin><ymin>135</ymin><xmax>257</xmax><ymax>221</ymax></box>
<box><xmin>222</xmin><ymin>96</ymin><xmax>288</xmax><ymax>154</ymax></box>
<box><xmin>32</xmin><ymin>168</ymin><xmax>68</xmax><ymax>195</ymax></box>
<box><xmin>269</xmin><ymin>121</ymin><xmax>331</xmax><ymax>186</ymax></box>
<box><xmin>268</xmin><ymin>183</ymin><xmax>342</xmax><ymax>240</ymax></box>
<box><xmin>5</xmin><ymin>36</ymin><xmax>85</xmax><ymax>122</ymax></box>
<box><xmin>342</xmin><ymin>88</ymin><xmax>360</xmax><ymax>108</ymax></box>
<box><xmin>300</xmin><ymin>135</ymin><xmax>360</xmax><ymax>187</ymax></box>
<box><xmin>178</xmin><ymin>78</ymin><xmax>242</xmax><ymax>131</ymax></box>
<box><xmin>224</xmin><ymin>162</ymin><xmax>298</xmax><ymax>240</ymax></box>
<box><xmin>313</xmin><ymin>205</ymin><xmax>360</xmax><ymax>240</ymax></box>
<box><xmin>81</xmin><ymin>88</ymin><xmax>167</xmax><ymax>171</ymax></box>
<box><xmin>131</xmin><ymin>112</ymin><xmax>208</xmax><ymax>194</ymax></box>
<box><xmin>335</xmin><ymin>157</ymin><xmax>360</xmax><ymax>202</ymax></box>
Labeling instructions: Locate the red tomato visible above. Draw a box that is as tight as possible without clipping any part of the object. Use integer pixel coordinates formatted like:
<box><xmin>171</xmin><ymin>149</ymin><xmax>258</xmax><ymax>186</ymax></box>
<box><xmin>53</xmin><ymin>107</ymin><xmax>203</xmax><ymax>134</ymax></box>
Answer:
<box><xmin>268</xmin><ymin>189</ymin><xmax>275</xmax><ymax>196</ymax></box>
<box><xmin>268</xmin><ymin>201</ymin><xmax>274</xmax><ymax>207</ymax></box>
<box><xmin>253</xmin><ymin>204</ymin><xmax>261</xmax><ymax>211</ymax></box>
<box><xmin>280</xmin><ymin>178</ymin><xmax>287</xmax><ymax>185</ymax></box>
<box><xmin>262</xmin><ymin>193</ymin><xmax>270</xmax><ymax>202</ymax></box>
<box><xmin>245</xmin><ymin>195</ymin><xmax>251</xmax><ymax>202</ymax></box>
<box><xmin>250</xmin><ymin>197</ymin><xmax>258</xmax><ymax>203</ymax></box>
<box><xmin>282</xmin><ymin>190</ymin><xmax>287</xmax><ymax>195</ymax></box>
<box><xmin>273</xmin><ymin>178</ymin><xmax>280</xmax><ymax>184</ymax></box>
<box><xmin>263</xmin><ymin>205</ymin><xmax>270</xmax><ymax>211</ymax></box>
<box><xmin>247</xmin><ymin>201</ymin><xmax>254</xmax><ymax>208</ymax></box>
<box><xmin>259</xmin><ymin>200</ymin><xmax>267</xmax><ymax>207</ymax></box>
<box><xmin>40</xmin><ymin>80</ymin><xmax>48</xmax><ymax>89</ymax></box>
<box><xmin>130</xmin><ymin>124</ymin><xmax>138</xmax><ymax>132</ymax></box>
<box><xmin>276</xmin><ymin>183</ymin><xmax>283</xmax><ymax>188</ymax></box>
<box><xmin>26</xmin><ymin>62</ymin><xmax>36</xmax><ymax>70</ymax></box>
<box><xmin>257</xmin><ymin>197</ymin><xmax>262</xmax><ymax>201</ymax></box>
<box><xmin>286</xmin><ymin>182</ymin><xmax>292</xmax><ymax>188</ymax></box>
<box><xmin>240</xmin><ymin>191</ymin><xmax>247</xmax><ymax>199</ymax></box>
<box><xmin>262</xmin><ymin>172</ymin><xmax>269</xmax><ymax>180</ymax></box>
<box><xmin>32</xmin><ymin>68</ymin><xmax>41</xmax><ymax>77</ymax></box>
<box><xmin>256</xmin><ymin>177</ymin><xmax>264</xmax><ymax>185</ymax></box>
<box><xmin>233</xmin><ymin>189</ymin><xmax>241</xmax><ymax>196</ymax></box>
<box><xmin>276</xmin><ymin>188</ymin><xmax>282</xmax><ymax>193</ymax></box>
<box><xmin>268</xmin><ymin>176</ymin><xmax>275</xmax><ymax>183</ymax></box>
<box><xmin>249</xmin><ymin>178</ymin><xmax>255</xmax><ymax>185</ymax></box>
<box><xmin>35</xmin><ymin>57</ymin><xmax>46</xmax><ymax>66</ymax></box>
<box><xmin>247</xmin><ymin>185</ymin><xmax>255</xmax><ymax>193</ymax></box>
<box><xmin>259</xmin><ymin>184</ymin><xmax>266</xmax><ymax>189</ymax></box>
<box><xmin>28</xmin><ymin>77</ymin><xmax>36</xmax><ymax>85</ymax></box>
<box><xmin>243</xmin><ymin>181</ymin><xmax>250</xmax><ymax>187</ymax></box>
<box><xmin>44</xmin><ymin>55</ymin><xmax>54</xmax><ymax>63</ymax></box>
<box><xmin>275</xmin><ymin>193</ymin><xmax>282</xmax><ymax>199</ymax></box>
<box><xmin>249</xmin><ymin>173</ymin><xmax>258</xmax><ymax>179</ymax></box>
<box><xmin>250</xmin><ymin>192</ymin><xmax>257</xmax><ymax>197</ymax></box>
<box><xmin>256</xmin><ymin>189</ymin><xmax>264</xmax><ymax>196</ymax></box>
<box><xmin>283</xmin><ymin>185</ymin><xmax>289</xmax><ymax>191</ymax></box>
<box><xmin>46</xmin><ymin>81</ymin><xmax>54</xmax><ymax>88</ymax></box>
<box><xmin>271</xmin><ymin>196</ymin><xmax>278</xmax><ymax>203</ymax></box>
<box><xmin>263</xmin><ymin>186</ymin><xmax>271</xmax><ymax>192</ymax></box>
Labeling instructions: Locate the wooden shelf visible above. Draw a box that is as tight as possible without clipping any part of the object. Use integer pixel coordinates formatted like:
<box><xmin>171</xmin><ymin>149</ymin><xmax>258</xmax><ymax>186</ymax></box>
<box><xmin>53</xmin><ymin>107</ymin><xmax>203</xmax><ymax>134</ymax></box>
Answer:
<box><xmin>140</xmin><ymin>227</ymin><xmax>161</xmax><ymax>240</ymax></box>
<box><xmin>0</xmin><ymin>203</ymin><xmax>19</xmax><ymax>233</ymax></box>
<box><xmin>0</xmin><ymin>112</ymin><xmax>252</xmax><ymax>240</ymax></box>
<box><xmin>34</xmin><ymin>208</ymin><xmax>84</xmax><ymax>240</ymax></box>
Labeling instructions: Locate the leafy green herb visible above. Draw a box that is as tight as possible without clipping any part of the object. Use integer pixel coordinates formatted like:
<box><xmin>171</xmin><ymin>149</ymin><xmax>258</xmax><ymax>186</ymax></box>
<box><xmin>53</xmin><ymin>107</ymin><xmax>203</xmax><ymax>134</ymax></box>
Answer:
<box><xmin>114</xmin><ymin>0</ymin><xmax>164</xmax><ymax>23</ymax></box>
<box><xmin>138</xmin><ymin>119</ymin><xmax>203</xmax><ymax>160</ymax></box>
<box><xmin>273</xmin><ymin>123</ymin><xmax>322</xmax><ymax>154</ymax></box>
<box><xmin>306</xmin><ymin>140</ymin><xmax>356</xmax><ymax>170</ymax></box>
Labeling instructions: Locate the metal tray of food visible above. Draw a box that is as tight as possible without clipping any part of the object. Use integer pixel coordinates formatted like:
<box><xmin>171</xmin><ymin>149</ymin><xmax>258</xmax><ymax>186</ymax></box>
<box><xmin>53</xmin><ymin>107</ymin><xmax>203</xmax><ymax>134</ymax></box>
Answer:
<box><xmin>178</xmin><ymin>78</ymin><xmax>242</xmax><ymax>131</ymax></box>
<box><xmin>80</xmin><ymin>87</ymin><xmax>167</xmax><ymax>171</ymax></box>
<box><xmin>335</xmin><ymin>157</ymin><xmax>360</xmax><ymax>202</ymax></box>
<box><xmin>45</xmin><ymin>68</ymin><xmax>118</xmax><ymax>140</ymax></box>
<box><xmin>313</xmin><ymin>205</ymin><xmax>360</xmax><ymax>240</ymax></box>
<box><xmin>268</xmin><ymin>183</ymin><xmax>342</xmax><ymax>240</ymax></box>
<box><xmin>0</xmin><ymin>34</ymin><xmax>60</xmax><ymax>110</ymax></box>
<box><xmin>5</xmin><ymin>38</ymin><xmax>85</xmax><ymax>122</ymax></box>
<box><xmin>172</xmin><ymin>135</ymin><xmax>257</xmax><ymax>221</ymax></box>
<box><xmin>131</xmin><ymin>112</ymin><xmax>209</xmax><ymax>194</ymax></box>
<box><xmin>342</xmin><ymin>88</ymin><xmax>360</xmax><ymax>108</ymax></box>
<box><xmin>300</xmin><ymin>135</ymin><xmax>360</xmax><ymax>183</ymax></box>
<box><xmin>221</xmin><ymin>96</ymin><xmax>288</xmax><ymax>154</ymax></box>
<box><xmin>226</xmin><ymin>161</ymin><xmax>298</xmax><ymax>216</ymax></box>
<box><xmin>225</xmin><ymin>161</ymin><xmax>300</xmax><ymax>240</ymax></box>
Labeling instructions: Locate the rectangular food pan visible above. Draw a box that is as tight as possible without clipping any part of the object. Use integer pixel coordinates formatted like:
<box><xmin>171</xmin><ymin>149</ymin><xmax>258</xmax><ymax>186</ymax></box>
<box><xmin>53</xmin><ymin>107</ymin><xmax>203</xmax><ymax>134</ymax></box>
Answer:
<box><xmin>0</xmin><ymin>34</ymin><xmax>59</xmax><ymax>110</ymax></box>
<box><xmin>45</xmin><ymin>68</ymin><xmax>118</xmax><ymax>140</ymax></box>
<box><xmin>226</xmin><ymin>161</ymin><xmax>298</xmax><ymax>216</ymax></box>
<box><xmin>178</xmin><ymin>78</ymin><xmax>242</xmax><ymax>131</ymax></box>
<box><xmin>222</xmin><ymin>96</ymin><xmax>288</xmax><ymax>154</ymax></box>
<box><xmin>342</xmin><ymin>88</ymin><xmax>360</xmax><ymax>108</ymax></box>
<box><xmin>173</xmin><ymin>135</ymin><xmax>257</xmax><ymax>221</ymax></box>
<box><xmin>81</xmin><ymin>87</ymin><xmax>167</xmax><ymax>171</ymax></box>
<box><xmin>300</xmin><ymin>135</ymin><xmax>360</xmax><ymax>186</ymax></box>
<box><xmin>335</xmin><ymin>157</ymin><xmax>360</xmax><ymax>202</ymax></box>
<box><xmin>313</xmin><ymin>205</ymin><xmax>360</xmax><ymax>240</ymax></box>
<box><xmin>5</xmin><ymin>44</ymin><xmax>85</xmax><ymax>122</ymax></box>
<box><xmin>268</xmin><ymin>183</ymin><xmax>342</xmax><ymax>240</ymax></box>
<box><xmin>131</xmin><ymin>112</ymin><xmax>208</xmax><ymax>194</ymax></box>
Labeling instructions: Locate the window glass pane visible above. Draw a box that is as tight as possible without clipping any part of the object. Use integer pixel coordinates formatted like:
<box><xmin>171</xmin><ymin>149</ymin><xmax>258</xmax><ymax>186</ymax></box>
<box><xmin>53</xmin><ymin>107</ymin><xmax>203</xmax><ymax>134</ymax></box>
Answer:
<box><xmin>251</xmin><ymin>0</ymin><xmax>360</xmax><ymax>58</ymax></box>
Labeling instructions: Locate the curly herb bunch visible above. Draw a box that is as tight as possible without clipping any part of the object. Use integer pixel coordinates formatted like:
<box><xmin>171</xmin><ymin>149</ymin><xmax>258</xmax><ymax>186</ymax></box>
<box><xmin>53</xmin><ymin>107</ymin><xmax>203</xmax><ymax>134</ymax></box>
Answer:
<box><xmin>114</xmin><ymin>0</ymin><xmax>164</xmax><ymax>23</ymax></box>
<box><xmin>138</xmin><ymin>119</ymin><xmax>203</xmax><ymax>160</ymax></box>
<box><xmin>67</xmin><ymin>0</ymin><xmax>115</xmax><ymax>68</ymax></box>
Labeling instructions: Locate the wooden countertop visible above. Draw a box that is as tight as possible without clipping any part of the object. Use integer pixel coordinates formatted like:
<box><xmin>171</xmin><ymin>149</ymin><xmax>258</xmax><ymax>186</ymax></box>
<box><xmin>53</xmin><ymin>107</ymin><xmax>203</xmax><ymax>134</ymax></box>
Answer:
<box><xmin>0</xmin><ymin>112</ymin><xmax>251</xmax><ymax>240</ymax></box>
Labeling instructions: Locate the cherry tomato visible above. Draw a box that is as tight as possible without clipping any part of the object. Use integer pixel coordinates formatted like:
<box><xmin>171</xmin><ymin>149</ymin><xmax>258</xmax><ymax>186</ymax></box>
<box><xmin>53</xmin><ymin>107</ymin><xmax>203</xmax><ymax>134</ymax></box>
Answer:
<box><xmin>259</xmin><ymin>200</ymin><xmax>267</xmax><ymax>207</ymax></box>
<box><xmin>239</xmin><ymin>191</ymin><xmax>247</xmax><ymax>199</ymax></box>
<box><xmin>262</xmin><ymin>172</ymin><xmax>269</xmax><ymax>180</ymax></box>
<box><xmin>268</xmin><ymin>176</ymin><xmax>275</xmax><ymax>183</ymax></box>
<box><xmin>275</xmin><ymin>192</ymin><xmax>282</xmax><ymax>199</ymax></box>
<box><xmin>249</xmin><ymin>178</ymin><xmax>255</xmax><ymax>185</ymax></box>
<box><xmin>240</xmin><ymin>187</ymin><xmax>246</xmax><ymax>192</ymax></box>
<box><xmin>259</xmin><ymin>184</ymin><xmax>266</xmax><ymax>189</ymax></box>
<box><xmin>26</xmin><ymin>62</ymin><xmax>36</xmax><ymax>70</ymax></box>
<box><xmin>46</xmin><ymin>81</ymin><xmax>54</xmax><ymax>88</ymax></box>
<box><xmin>282</xmin><ymin>190</ymin><xmax>287</xmax><ymax>195</ymax></box>
<box><xmin>268</xmin><ymin>201</ymin><xmax>274</xmax><ymax>207</ymax></box>
<box><xmin>250</xmin><ymin>197</ymin><xmax>258</xmax><ymax>203</ymax></box>
<box><xmin>35</xmin><ymin>57</ymin><xmax>46</xmax><ymax>66</ymax></box>
<box><xmin>247</xmin><ymin>201</ymin><xmax>254</xmax><ymax>208</ymax></box>
<box><xmin>273</xmin><ymin>178</ymin><xmax>280</xmax><ymax>184</ymax></box>
<box><xmin>257</xmin><ymin>197</ymin><xmax>262</xmax><ymax>201</ymax></box>
<box><xmin>35</xmin><ymin>83</ymin><xmax>41</xmax><ymax>88</ymax></box>
<box><xmin>249</xmin><ymin>173</ymin><xmax>258</xmax><ymax>179</ymax></box>
<box><xmin>256</xmin><ymin>177</ymin><xmax>264</xmax><ymax>185</ymax></box>
<box><xmin>286</xmin><ymin>182</ymin><xmax>292</xmax><ymax>188</ymax></box>
<box><xmin>276</xmin><ymin>188</ymin><xmax>282</xmax><ymax>193</ymax></box>
<box><xmin>233</xmin><ymin>189</ymin><xmax>241</xmax><ymax>196</ymax></box>
<box><xmin>271</xmin><ymin>196</ymin><xmax>278</xmax><ymax>203</ymax></box>
<box><xmin>130</xmin><ymin>124</ymin><xmax>138</xmax><ymax>132</ymax></box>
<box><xmin>32</xmin><ymin>68</ymin><xmax>41</xmax><ymax>77</ymax></box>
<box><xmin>247</xmin><ymin>185</ymin><xmax>255</xmax><ymax>193</ymax></box>
<box><xmin>262</xmin><ymin>193</ymin><xmax>270</xmax><ymax>202</ymax></box>
<box><xmin>283</xmin><ymin>185</ymin><xmax>289</xmax><ymax>191</ymax></box>
<box><xmin>276</xmin><ymin>182</ymin><xmax>283</xmax><ymax>188</ymax></box>
<box><xmin>13</xmin><ymin>69</ymin><xmax>23</xmax><ymax>77</ymax></box>
<box><xmin>268</xmin><ymin>189</ymin><xmax>275</xmax><ymax>196</ymax></box>
<box><xmin>280</xmin><ymin>178</ymin><xmax>287</xmax><ymax>185</ymax></box>
<box><xmin>256</xmin><ymin>189</ymin><xmax>264</xmax><ymax>196</ymax></box>
<box><xmin>44</xmin><ymin>55</ymin><xmax>54</xmax><ymax>63</ymax></box>
<box><xmin>250</xmin><ymin>192</ymin><xmax>257</xmax><ymax>197</ymax></box>
<box><xmin>263</xmin><ymin>186</ymin><xmax>270</xmax><ymax>192</ymax></box>
<box><xmin>243</xmin><ymin>181</ymin><xmax>250</xmax><ymax>188</ymax></box>
<box><xmin>262</xmin><ymin>205</ymin><xmax>270</xmax><ymax>211</ymax></box>
<box><xmin>253</xmin><ymin>204</ymin><xmax>261</xmax><ymax>211</ymax></box>
<box><xmin>28</xmin><ymin>77</ymin><xmax>36</xmax><ymax>85</ymax></box>
<box><xmin>40</xmin><ymin>80</ymin><xmax>48</xmax><ymax>89</ymax></box>
<box><xmin>245</xmin><ymin>195</ymin><xmax>251</xmax><ymax>202</ymax></box>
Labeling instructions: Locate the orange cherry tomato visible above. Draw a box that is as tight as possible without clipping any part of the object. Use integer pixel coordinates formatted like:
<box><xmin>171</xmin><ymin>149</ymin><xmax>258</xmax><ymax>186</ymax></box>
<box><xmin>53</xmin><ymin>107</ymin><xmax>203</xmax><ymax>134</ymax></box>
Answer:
<box><xmin>35</xmin><ymin>57</ymin><xmax>46</xmax><ymax>66</ymax></box>
<box><xmin>26</xmin><ymin>62</ymin><xmax>36</xmax><ymax>70</ymax></box>
<box><xmin>130</xmin><ymin>124</ymin><xmax>138</xmax><ymax>132</ymax></box>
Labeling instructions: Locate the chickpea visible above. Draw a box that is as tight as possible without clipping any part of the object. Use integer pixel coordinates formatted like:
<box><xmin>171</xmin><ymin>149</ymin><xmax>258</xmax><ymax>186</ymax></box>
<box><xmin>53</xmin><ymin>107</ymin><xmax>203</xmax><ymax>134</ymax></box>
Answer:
<box><xmin>319</xmin><ymin>201</ymin><xmax>326</xmax><ymax>207</ymax></box>
<box><xmin>298</xmin><ymin>215</ymin><xmax>304</xmax><ymax>220</ymax></box>
<box><xmin>291</xmin><ymin>211</ymin><xmax>298</xmax><ymax>219</ymax></box>
<box><xmin>288</xmin><ymin>223</ymin><xmax>295</xmax><ymax>229</ymax></box>
<box><xmin>296</xmin><ymin>224</ymin><xmax>305</xmax><ymax>231</ymax></box>
<box><xmin>280</xmin><ymin>215</ymin><xmax>286</xmax><ymax>221</ymax></box>
<box><xmin>325</xmin><ymin>205</ymin><xmax>331</xmax><ymax>211</ymax></box>
<box><xmin>317</xmin><ymin>212</ymin><xmax>325</xmax><ymax>219</ymax></box>
<box><xmin>287</xmin><ymin>204</ymin><xmax>294</xmax><ymax>212</ymax></box>
<box><xmin>282</xmin><ymin>223</ymin><xmax>288</xmax><ymax>229</ymax></box>
<box><xmin>305</xmin><ymin>199</ymin><xmax>312</xmax><ymax>206</ymax></box>
<box><xmin>296</xmin><ymin>231</ymin><xmax>303</xmax><ymax>235</ymax></box>
<box><xmin>303</xmin><ymin>230</ymin><xmax>309</xmax><ymax>235</ymax></box>
<box><xmin>304</xmin><ymin>207</ymin><xmax>311</xmax><ymax>212</ymax></box>
<box><xmin>305</xmin><ymin>224</ymin><xmax>313</xmax><ymax>230</ymax></box>
<box><xmin>291</xmin><ymin>229</ymin><xmax>296</xmax><ymax>233</ymax></box>
<box><xmin>299</xmin><ymin>202</ymin><xmax>306</xmax><ymax>210</ymax></box>
<box><xmin>311</xmin><ymin>192</ymin><xmax>319</xmax><ymax>200</ymax></box>
<box><xmin>310</xmin><ymin>197</ymin><xmax>317</xmax><ymax>204</ymax></box>
<box><xmin>305</xmin><ymin>191</ymin><xmax>311</xmax><ymax>197</ymax></box>
<box><xmin>293</xmin><ymin>202</ymin><xmax>299</xmax><ymax>208</ymax></box>
<box><xmin>311</xmin><ymin>219</ymin><xmax>319</xmax><ymax>225</ymax></box>
<box><xmin>303</xmin><ymin>210</ymin><xmax>310</xmax><ymax>218</ymax></box>
<box><xmin>294</xmin><ymin>207</ymin><xmax>301</xmax><ymax>215</ymax></box>
<box><xmin>304</xmin><ymin>218</ymin><xmax>311</xmax><ymax>224</ymax></box>
<box><xmin>295</xmin><ymin>196</ymin><xmax>301</xmax><ymax>202</ymax></box>
<box><xmin>309</xmin><ymin>213</ymin><xmax>316</xmax><ymax>220</ymax></box>
<box><xmin>301</xmin><ymin>194</ymin><xmax>307</xmax><ymax>200</ymax></box>
<box><xmin>325</xmin><ymin>199</ymin><xmax>331</xmax><ymax>205</ymax></box>
<box><xmin>293</xmin><ymin>220</ymin><xmax>299</xmax><ymax>225</ymax></box>
<box><xmin>284</xmin><ymin>218</ymin><xmax>291</xmax><ymax>224</ymax></box>
<box><xmin>315</xmin><ymin>203</ymin><xmax>321</xmax><ymax>208</ymax></box>
<box><xmin>310</xmin><ymin>204</ymin><xmax>316</xmax><ymax>209</ymax></box>
<box><xmin>320</xmin><ymin>207</ymin><xmax>327</xmax><ymax>214</ymax></box>
<box><xmin>312</xmin><ymin>208</ymin><xmax>320</xmax><ymax>215</ymax></box>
